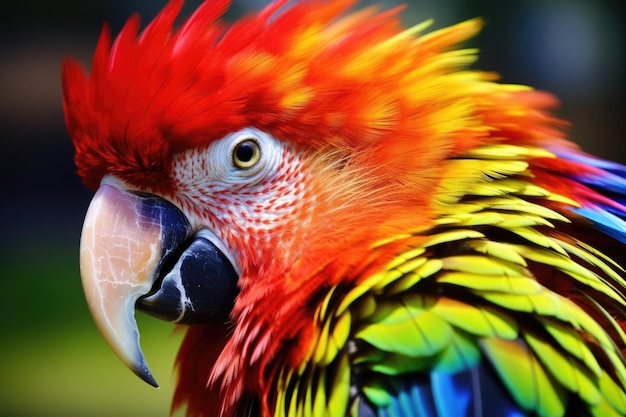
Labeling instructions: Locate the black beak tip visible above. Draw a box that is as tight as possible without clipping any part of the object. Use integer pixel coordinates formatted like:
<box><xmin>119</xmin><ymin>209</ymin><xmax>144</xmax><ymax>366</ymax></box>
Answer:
<box><xmin>134</xmin><ymin>365</ymin><xmax>159</xmax><ymax>388</ymax></box>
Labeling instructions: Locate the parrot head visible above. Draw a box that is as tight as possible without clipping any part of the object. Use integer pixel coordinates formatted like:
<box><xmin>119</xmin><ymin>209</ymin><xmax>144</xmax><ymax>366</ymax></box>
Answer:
<box><xmin>62</xmin><ymin>0</ymin><xmax>565</xmax><ymax>413</ymax></box>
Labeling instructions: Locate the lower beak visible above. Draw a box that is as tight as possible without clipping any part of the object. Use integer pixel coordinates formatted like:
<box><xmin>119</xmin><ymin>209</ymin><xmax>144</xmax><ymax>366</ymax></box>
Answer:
<box><xmin>80</xmin><ymin>179</ymin><xmax>239</xmax><ymax>386</ymax></box>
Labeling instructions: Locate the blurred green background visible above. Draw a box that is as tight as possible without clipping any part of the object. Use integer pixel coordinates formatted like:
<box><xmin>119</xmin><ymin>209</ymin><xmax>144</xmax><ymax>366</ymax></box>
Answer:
<box><xmin>0</xmin><ymin>0</ymin><xmax>624</xmax><ymax>416</ymax></box>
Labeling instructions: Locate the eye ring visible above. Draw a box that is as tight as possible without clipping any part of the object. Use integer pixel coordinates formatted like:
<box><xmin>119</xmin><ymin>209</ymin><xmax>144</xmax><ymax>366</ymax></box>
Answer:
<box><xmin>232</xmin><ymin>138</ymin><xmax>261</xmax><ymax>169</ymax></box>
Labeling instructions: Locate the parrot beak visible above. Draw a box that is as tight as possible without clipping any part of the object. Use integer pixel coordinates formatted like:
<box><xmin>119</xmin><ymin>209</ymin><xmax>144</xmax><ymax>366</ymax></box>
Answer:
<box><xmin>79</xmin><ymin>178</ymin><xmax>239</xmax><ymax>387</ymax></box>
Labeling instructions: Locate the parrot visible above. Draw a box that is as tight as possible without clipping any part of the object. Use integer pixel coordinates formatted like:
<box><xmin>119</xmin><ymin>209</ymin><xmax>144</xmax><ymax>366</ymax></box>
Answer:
<box><xmin>61</xmin><ymin>0</ymin><xmax>626</xmax><ymax>416</ymax></box>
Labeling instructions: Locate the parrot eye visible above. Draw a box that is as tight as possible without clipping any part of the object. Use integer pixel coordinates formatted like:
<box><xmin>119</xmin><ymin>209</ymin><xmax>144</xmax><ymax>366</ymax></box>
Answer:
<box><xmin>232</xmin><ymin>139</ymin><xmax>261</xmax><ymax>169</ymax></box>
<box><xmin>182</xmin><ymin>128</ymin><xmax>278</xmax><ymax>184</ymax></box>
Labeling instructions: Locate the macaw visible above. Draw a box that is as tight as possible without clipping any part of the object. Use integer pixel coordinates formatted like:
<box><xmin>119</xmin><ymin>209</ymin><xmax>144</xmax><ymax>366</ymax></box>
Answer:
<box><xmin>61</xmin><ymin>0</ymin><xmax>626</xmax><ymax>416</ymax></box>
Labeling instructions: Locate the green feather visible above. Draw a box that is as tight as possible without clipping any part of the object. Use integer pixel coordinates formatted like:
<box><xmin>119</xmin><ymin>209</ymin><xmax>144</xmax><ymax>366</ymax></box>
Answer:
<box><xmin>480</xmin><ymin>337</ymin><xmax>567</xmax><ymax>417</ymax></box>
<box><xmin>574</xmin><ymin>239</ymin><xmax>626</xmax><ymax>274</ymax></box>
<box><xmin>539</xmin><ymin>317</ymin><xmax>602</xmax><ymax>378</ymax></box>
<box><xmin>312</xmin><ymin>318</ymin><xmax>331</xmax><ymax>364</ymax></box>
<box><xmin>524</xmin><ymin>330</ymin><xmax>600</xmax><ymax>405</ymax></box>
<box><xmin>597</xmin><ymin>370</ymin><xmax>626</xmax><ymax>415</ymax></box>
<box><xmin>590</xmin><ymin>397</ymin><xmax>626</xmax><ymax>417</ymax></box>
<box><xmin>361</xmin><ymin>379</ymin><xmax>393</xmax><ymax>409</ymax></box>
<box><xmin>438</xmin><ymin>272</ymin><xmax>541</xmax><ymax>294</ymax></box>
<box><xmin>327</xmin><ymin>312</ymin><xmax>351</xmax><ymax>363</ymax></box>
<box><xmin>508</xmin><ymin>227</ymin><xmax>569</xmax><ymax>255</ymax></box>
<box><xmin>310</xmin><ymin>369</ymin><xmax>324</xmax><ymax>417</ymax></box>
<box><xmin>514</xmin><ymin>245</ymin><xmax>626</xmax><ymax>304</ymax></box>
<box><xmin>556</xmin><ymin>298</ymin><xmax>616</xmax><ymax>350</ymax></box>
<box><xmin>478</xmin><ymin>196</ymin><xmax>571</xmax><ymax>222</ymax></box>
<box><xmin>367</xmin><ymin>351</ymin><xmax>434</xmax><ymax>376</ymax></box>
<box><xmin>357</xmin><ymin>298</ymin><xmax>452</xmax><ymax>357</ymax></box>
<box><xmin>421</xmin><ymin>229</ymin><xmax>485</xmax><ymax>247</ymax></box>
<box><xmin>560</xmin><ymin>240</ymin><xmax>626</xmax><ymax>294</ymax></box>
<box><xmin>431</xmin><ymin>330</ymin><xmax>481</xmax><ymax>373</ymax></box>
<box><xmin>327</xmin><ymin>354</ymin><xmax>351</xmax><ymax>416</ymax></box>
<box><xmin>430</xmin><ymin>297</ymin><xmax>518</xmax><ymax>339</ymax></box>
<box><xmin>441</xmin><ymin>254</ymin><xmax>526</xmax><ymax>276</ymax></box>
<box><xmin>384</xmin><ymin>247</ymin><xmax>427</xmax><ymax>271</ymax></box>
<box><xmin>480</xmin><ymin>290</ymin><xmax>562</xmax><ymax>315</ymax></box>
<box><xmin>375</xmin><ymin>259</ymin><xmax>443</xmax><ymax>294</ymax></box>
<box><xmin>467</xmin><ymin>240</ymin><xmax>527</xmax><ymax>266</ymax></box>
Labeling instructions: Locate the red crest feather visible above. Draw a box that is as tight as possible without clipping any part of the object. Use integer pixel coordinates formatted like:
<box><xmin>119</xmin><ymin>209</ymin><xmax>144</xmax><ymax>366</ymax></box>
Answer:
<box><xmin>62</xmin><ymin>0</ymin><xmax>503</xmax><ymax>193</ymax></box>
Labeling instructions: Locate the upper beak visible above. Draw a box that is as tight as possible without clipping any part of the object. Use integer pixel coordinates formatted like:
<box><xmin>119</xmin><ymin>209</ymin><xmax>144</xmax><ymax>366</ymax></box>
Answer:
<box><xmin>80</xmin><ymin>177</ymin><xmax>239</xmax><ymax>386</ymax></box>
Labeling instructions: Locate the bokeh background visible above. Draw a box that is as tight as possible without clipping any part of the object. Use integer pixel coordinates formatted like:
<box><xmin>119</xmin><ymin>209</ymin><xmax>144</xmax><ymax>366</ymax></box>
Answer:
<box><xmin>0</xmin><ymin>0</ymin><xmax>624</xmax><ymax>416</ymax></box>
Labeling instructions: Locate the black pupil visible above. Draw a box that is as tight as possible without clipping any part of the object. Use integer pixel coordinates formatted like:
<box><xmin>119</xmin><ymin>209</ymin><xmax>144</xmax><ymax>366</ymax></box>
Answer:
<box><xmin>236</xmin><ymin>141</ymin><xmax>255</xmax><ymax>163</ymax></box>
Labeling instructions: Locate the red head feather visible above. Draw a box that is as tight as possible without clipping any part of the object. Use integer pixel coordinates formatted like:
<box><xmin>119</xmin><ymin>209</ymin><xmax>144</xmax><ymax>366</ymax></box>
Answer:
<box><xmin>61</xmin><ymin>0</ymin><xmax>512</xmax><ymax>195</ymax></box>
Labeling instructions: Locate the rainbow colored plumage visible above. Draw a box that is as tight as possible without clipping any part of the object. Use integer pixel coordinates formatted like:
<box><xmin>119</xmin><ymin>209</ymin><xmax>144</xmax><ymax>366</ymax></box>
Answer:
<box><xmin>61</xmin><ymin>1</ymin><xmax>626</xmax><ymax>416</ymax></box>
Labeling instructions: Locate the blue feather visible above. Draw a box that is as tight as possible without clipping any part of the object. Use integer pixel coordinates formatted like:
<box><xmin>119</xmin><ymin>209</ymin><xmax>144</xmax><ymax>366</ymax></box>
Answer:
<box><xmin>554</xmin><ymin>149</ymin><xmax>626</xmax><ymax>242</ymax></box>
<box><xmin>557</xmin><ymin>150</ymin><xmax>626</xmax><ymax>200</ymax></box>
<box><xmin>573</xmin><ymin>206</ymin><xmax>626</xmax><ymax>244</ymax></box>
<box><xmin>366</xmin><ymin>362</ymin><xmax>526</xmax><ymax>417</ymax></box>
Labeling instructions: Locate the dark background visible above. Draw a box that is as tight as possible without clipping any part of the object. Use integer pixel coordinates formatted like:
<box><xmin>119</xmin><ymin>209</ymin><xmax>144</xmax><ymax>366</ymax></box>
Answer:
<box><xmin>0</xmin><ymin>1</ymin><xmax>624</xmax><ymax>416</ymax></box>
